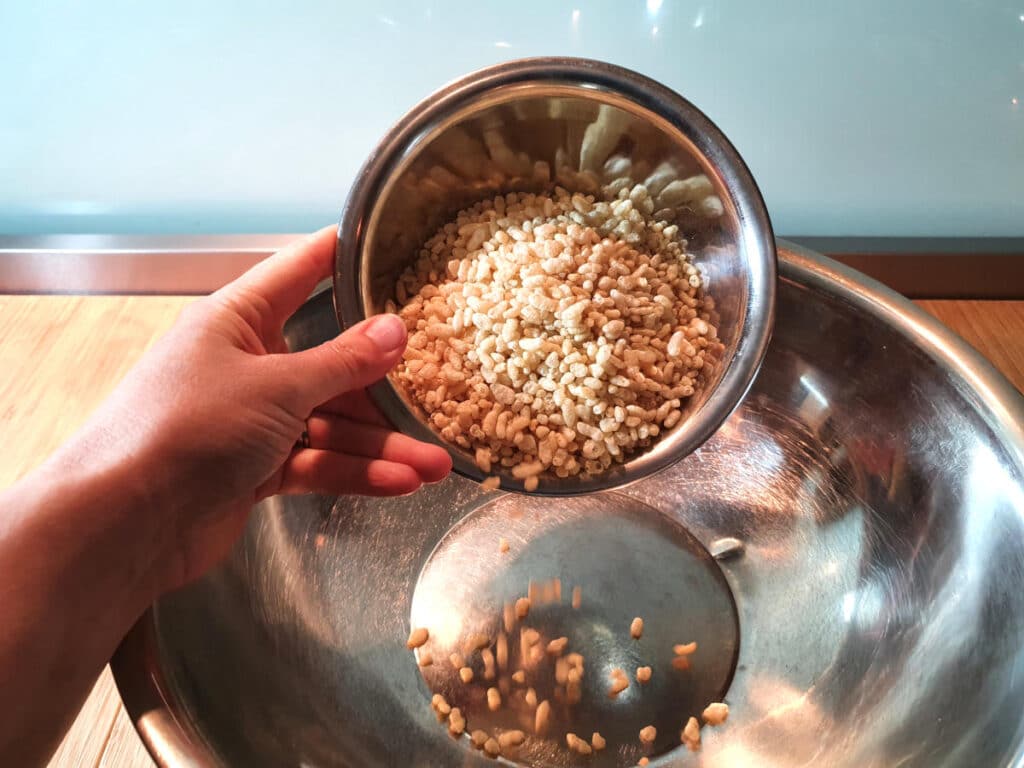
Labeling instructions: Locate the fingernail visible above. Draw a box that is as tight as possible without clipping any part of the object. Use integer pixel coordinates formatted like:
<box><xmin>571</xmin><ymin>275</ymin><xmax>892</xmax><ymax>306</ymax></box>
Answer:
<box><xmin>363</xmin><ymin>313</ymin><xmax>406</xmax><ymax>353</ymax></box>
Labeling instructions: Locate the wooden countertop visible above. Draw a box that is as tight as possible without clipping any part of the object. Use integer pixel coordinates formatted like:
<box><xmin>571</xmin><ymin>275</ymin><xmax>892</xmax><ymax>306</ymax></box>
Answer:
<box><xmin>0</xmin><ymin>295</ymin><xmax>1019</xmax><ymax>768</ymax></box>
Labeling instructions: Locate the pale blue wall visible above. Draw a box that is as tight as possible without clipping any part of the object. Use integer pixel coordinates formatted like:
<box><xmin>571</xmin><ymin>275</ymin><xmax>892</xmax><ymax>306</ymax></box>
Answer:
<box><xmin>1</xmin><ymin>1</ymin><xmax>1022</xmax><ymax>236</ymax></box>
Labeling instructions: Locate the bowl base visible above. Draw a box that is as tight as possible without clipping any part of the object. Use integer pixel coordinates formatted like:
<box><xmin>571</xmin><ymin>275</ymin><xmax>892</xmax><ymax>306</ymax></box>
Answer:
<box><xmin>410</xmin><ymin>492</ymin><xmax>740</xmax><ymax>765</ymax></box>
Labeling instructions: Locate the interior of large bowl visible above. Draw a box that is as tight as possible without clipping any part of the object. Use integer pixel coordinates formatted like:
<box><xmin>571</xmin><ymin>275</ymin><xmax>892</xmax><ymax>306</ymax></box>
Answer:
<box><xmin>337</xmin><ymin>60</ymin><xmax>775</xmax><ymax>493</ymax></box>
<box><xmin>121</xmin><ymin>246</ymin><xmax>1024</xmax><ymax>768</ymax></box>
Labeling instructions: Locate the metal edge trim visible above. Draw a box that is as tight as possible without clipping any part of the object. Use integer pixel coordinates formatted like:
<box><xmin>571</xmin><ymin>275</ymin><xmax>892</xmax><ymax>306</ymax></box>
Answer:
<box><xmin>0</xmin><ymin>235</ymin><xmax>298</xmax><ymax>295</ymax></box>
<box><xmin>2</xmin><ymin>234</ymin><xmax>1022</xmax><ymax>297</ymax></box>
<box><xmin>109</xmin><ymin>610</ymin><xmax>215</xmax><ymax>768</ymax></box>
<box><xmin>778</xmin><ymin>238</ymin><xmax>1024</xmax><ymax>463</ymax></box>
<box><xmin>788</xmin><ymin>236</ymin><xmax>1024</xmax><ymax>300</ymax></box>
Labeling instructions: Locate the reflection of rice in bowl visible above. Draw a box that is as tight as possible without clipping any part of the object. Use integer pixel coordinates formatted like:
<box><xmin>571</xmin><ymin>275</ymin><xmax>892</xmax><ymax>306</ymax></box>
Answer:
<box><xmin>335</xmin><ymin>57</ymin><xmax>777</xmax><ymax>495</ymax></box>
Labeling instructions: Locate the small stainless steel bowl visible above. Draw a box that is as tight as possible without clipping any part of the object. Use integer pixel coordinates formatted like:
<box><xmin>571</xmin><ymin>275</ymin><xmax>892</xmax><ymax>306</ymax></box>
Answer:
<box><xmin>334</xmin><ymin>57</ymin><xmax>776</xmax><ymax>494</ymax></box>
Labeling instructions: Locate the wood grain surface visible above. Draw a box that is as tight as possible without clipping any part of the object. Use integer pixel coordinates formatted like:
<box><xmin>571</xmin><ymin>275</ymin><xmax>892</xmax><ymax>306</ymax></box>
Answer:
<box><xmin>917</xmin><ymin>300</ymin><xmax>1024</xmax><ymax>392</ymax></box>
<box><xmin>0</xmin><ymin>295</ymin><xmax>193</xmax><ymax>768</ymax></box>
<box><xmin>0</xmin><ymin>295</ymin><xmax>1016</xmax><ymax>768</ymax></box>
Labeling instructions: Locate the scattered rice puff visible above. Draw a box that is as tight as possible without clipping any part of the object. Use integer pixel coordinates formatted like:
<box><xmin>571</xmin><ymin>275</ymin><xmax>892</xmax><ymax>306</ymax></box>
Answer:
<box><xmin>406</xmin><ymin>627</ymin><xmax>429</xmax><ymax>649</ymax></box>
<box><xmin>547</xmin><ymin>636</ymin><xmax>570</xmax><ymax>655</ymax></box>
<box><xmin>703</xmin><ymin>701</ymin><xmax>730</xmax><ymax>726</ymax></box>
<box><xmin>535</xmin><ymin>699</ymin><xmax>551</xmax><ymax>734</ymax></box>
<box><xmin>608</xmin><ymin>668</ymin><xmax>629</xmax><ymax>697</ymax></box>
<box><xmin>430</xmin><ymin>693</ymin><xmax>451</xmax><ymax>721</ymax></box>
<box><xmin>448</xmin><ymin>707</ymin><xmax>466</xmax><ymax>735</ymax></box>
<box><xmin>515</xmin><ymin>597</ymin><xmax>531</xmax><ymax>619</ymax></box>
<box><xmin>566</xmin><ymin>733</ymin><xmax>593</xmax><ymax>755</ymax></box>
<box><xmin>487</xmin><ymin>687</ymin><xmax>502</xmax><ymax>711</ymax></box>
<box><xmin>498</xmin><ymin>730</ymin><xmax>526</xmax><ymax>749</ymax></box>
<box><xmin>682</xmin><ymin>716</ymin><xmax>701</xmax><ymax>751</ymax></box>
<box><xmin>484</xmin><ymin>737</ymin><xmax>501</xmax><ymax>757</ymax></box>
<box><xmin>471</xmin><ymin>730</ymin><xmax>489</xmax><ymax>749</ymax></box>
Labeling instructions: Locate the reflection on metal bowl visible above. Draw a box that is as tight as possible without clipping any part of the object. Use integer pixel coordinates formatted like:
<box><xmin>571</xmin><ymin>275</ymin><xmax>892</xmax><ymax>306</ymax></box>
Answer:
<box><xmin>113</xmin><ymin>242</ymin><xmax>1024</xmax><ymax>767</ymax></box>
<box><xmin>334</xmin><ymin>57</ymin><xmax>777</xmax><ymax>495</ymax></box>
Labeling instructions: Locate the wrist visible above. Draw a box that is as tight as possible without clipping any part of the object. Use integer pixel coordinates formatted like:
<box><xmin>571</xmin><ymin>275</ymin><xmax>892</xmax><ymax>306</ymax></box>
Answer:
<box><xmin>0</xmin><ymin>439</ymin><xmax>171</xmax><ymax>766</ymax></box>
<box><xmin>27</xmin><ymin>444</ymin><xmax>172</xmax><ymax>615</ymax></box>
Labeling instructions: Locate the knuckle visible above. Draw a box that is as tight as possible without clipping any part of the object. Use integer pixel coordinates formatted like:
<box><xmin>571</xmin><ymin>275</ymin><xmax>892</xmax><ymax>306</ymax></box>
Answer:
<box><xmin>323</xmin><ymin>336</ymin><xmax>372</xmax><ymax>387</ymax></box>
<box><xmin>225</xmin><ymin>286</ymin><xmax>275</xmax><ymax>336</ymax></box>
<box><xmin>178</xmin><ymin>296</ymin><xmax>214</xmax><ymax>325</ymax></box>
<box><xmin>277</xmin><ymin>368</ymin><xmax>310</xmax><ymax>410</ymax></box>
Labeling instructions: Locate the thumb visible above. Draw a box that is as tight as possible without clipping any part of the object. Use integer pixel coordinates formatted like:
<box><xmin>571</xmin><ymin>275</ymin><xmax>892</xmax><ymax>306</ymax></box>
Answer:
<box><xmin>289</xmin><ymin>314</ymin><xmax>408</xmax><ymax>406</ymax></box>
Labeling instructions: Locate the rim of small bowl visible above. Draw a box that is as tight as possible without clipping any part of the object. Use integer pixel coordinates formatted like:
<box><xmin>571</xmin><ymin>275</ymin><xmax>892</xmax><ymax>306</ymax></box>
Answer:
<box><xmin>334</xmin><ymin>57</ymin><xmax>777</xmax><ymax>495</ymax></box>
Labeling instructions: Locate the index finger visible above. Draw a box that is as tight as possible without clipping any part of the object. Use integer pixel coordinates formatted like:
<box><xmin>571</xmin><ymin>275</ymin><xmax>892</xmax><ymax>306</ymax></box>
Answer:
<box><xmin>316</xmin><ymin>389</ymin><xmax>393</xmax><ymax>429</ymax></box>
<box><xmin>228</xmin><ymin>225</ymin><xmax>338</xmax><ymax>327</ymax></box>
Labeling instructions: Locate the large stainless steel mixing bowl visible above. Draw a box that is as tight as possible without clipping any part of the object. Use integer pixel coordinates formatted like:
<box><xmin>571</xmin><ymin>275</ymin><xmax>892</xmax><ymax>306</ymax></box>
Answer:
<box><xmin>334</xmin><ymin>58</ymin><xmax>777</xmax><ymax>495</ymax></box>
<box><xmin>113</xmin><ymin>242</ymin><xmax>1024</xmax><ymax>767</ymax></box>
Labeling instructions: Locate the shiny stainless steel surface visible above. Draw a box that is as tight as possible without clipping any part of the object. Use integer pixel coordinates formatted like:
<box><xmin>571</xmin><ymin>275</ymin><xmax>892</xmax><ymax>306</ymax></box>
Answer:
<box><xmin>2</xmin><ymin>233</ymin><xmax>1022</xmax><ymax>298</ymax></box>
<box><xmin>114</xmin><ymin>242</ymin><xmax>1024</xmax><ymax>767</ymax></box>
<box><xmin>0</xmin><ymin>234</ymin><xmax>298</xmax><ymax>294</ymax></box>
<box><xmin>334</xmin><ymin>57</ymin><xmax>777</xmax><ymax>494</ymax></box>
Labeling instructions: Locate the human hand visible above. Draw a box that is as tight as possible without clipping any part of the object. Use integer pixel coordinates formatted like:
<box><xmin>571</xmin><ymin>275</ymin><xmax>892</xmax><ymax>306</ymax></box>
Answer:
<box><xmin>52</xmin><ymin>226</ymin><xmax>451</xmax><ymax>590</ymax></box>
<box><xmin>0</xmin><ymin>227</ymin><xmax>453</xmax><ymax>765</ymax></box>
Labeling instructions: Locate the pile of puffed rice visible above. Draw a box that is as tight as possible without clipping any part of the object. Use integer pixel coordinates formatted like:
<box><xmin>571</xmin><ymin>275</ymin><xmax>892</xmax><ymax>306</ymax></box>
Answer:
<box><xmin>390</xmin><ymin>184</ymin><xmax>721</xmax><ymax>488</ymax></box>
